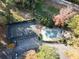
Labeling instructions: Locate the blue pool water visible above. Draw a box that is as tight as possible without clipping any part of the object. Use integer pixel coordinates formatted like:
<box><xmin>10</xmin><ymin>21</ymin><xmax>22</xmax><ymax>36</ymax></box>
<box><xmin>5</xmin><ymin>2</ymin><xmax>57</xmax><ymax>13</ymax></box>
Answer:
<box><xmin>43</xmin><ymin>27</ymin><xmax>64</xmax><ymax>38</ymax></box>
<box><xmin>7</xmin><ymin>20</ymin><xmax>41</xmax><ymax>59</ymax></box>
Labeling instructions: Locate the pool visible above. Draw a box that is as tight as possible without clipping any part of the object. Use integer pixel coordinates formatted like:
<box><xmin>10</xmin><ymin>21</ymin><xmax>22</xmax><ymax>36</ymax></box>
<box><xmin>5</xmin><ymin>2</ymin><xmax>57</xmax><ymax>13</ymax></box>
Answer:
<box><xmin>7</xmin><ymin>20</ymin><xmax>41</xmax><ymax>59</ymax></box>
<box><xmin>41</xmin><ymin>27</ymin><xmax>64</xmax><ymax>41</ymax></box>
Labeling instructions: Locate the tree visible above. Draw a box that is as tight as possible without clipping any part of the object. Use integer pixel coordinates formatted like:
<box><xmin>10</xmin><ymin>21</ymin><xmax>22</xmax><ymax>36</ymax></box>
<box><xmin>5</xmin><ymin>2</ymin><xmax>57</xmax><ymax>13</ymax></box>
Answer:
<box><xmin>53</xmin><ymin>6</ymin><xmax>76</xmax><ymax>27</ymax></box>
<box><xmin>67</xmin><ymin>15</ymin><xmax>79</xmax><ymax>36</ymax></box>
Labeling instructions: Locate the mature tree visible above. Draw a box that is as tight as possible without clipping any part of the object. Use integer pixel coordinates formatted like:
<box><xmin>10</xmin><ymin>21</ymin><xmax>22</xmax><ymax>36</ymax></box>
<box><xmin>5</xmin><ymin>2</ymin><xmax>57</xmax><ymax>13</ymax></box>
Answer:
<box><xmin>53</xmin><ymin>6</ymin><xmax>76</xmax><ymax>27</ymax></box>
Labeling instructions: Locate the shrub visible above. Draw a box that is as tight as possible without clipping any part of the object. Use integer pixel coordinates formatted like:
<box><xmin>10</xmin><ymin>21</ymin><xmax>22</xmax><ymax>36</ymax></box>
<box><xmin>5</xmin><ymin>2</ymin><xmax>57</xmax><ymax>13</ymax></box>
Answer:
<box><xmin>34</xmin><ymin>0</ymin><xmax>59</xmax><ymax>27</ymax></box>
<box><xmin>23</xmin><ymin>50</ymin><xmax>37</xmax><ymax>59</ymax></box>
<box><xmin>65</xmin><ymin>38</ymin><xmax>79</xmax><ymax>59</ymax></box>
<box><xmin>37</xmin><ymin>45</ymin><xmax>59</xmax><ymax>59</ymax></box>
<box><xmin>67</xmin><ymin>37</ymin><xmax>79</xmax><ymax>49</ymax></box>
<box><xmin>65</xmin><ymin>49</ymin><xmax>79</xmax><ymax>59</ymax></box>
<box><xmin>10</xmin><ymin>9</ymin><xmax>25</xmax><ymax>22</ymax></box>
<box><xmin>0</xmin><ymin>1</ymin><xmax>27</xmax><ymax>23</ymax></box>
<box><xmin>67</xmin><ymin>15</ymin><xmax>79</xmax><ymax>36</ymax></box>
